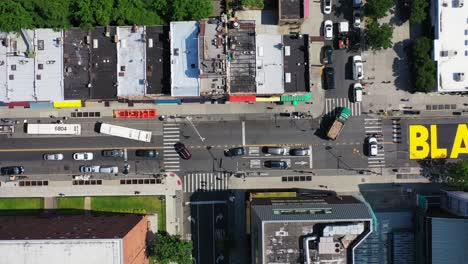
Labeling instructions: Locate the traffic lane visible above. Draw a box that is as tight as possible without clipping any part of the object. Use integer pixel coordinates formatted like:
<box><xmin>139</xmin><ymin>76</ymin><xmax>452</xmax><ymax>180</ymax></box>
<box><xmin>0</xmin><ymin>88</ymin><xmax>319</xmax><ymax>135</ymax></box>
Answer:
<box><xmin>179</xmin><ymin>148</ymin><xmax>239</xmax><ymax>174</ymax></box>
<box><xmin>313</xmin><ymin>144</ymin><xmax>368</xmax><ymax>170</ymax></box>
<box><xmin>178</xmin><ymin>120</ymin><xmax>243</xmax><ymax>146</ymax></box>
<box><xmin>191</xmin><ymin>203</ymin><xmax>216</xmax><ymax>264</ymax></box>
<box><xmin>239</xmin><ymin>154</ymin><xmax>311</xmax><ymax>171</ymax></box>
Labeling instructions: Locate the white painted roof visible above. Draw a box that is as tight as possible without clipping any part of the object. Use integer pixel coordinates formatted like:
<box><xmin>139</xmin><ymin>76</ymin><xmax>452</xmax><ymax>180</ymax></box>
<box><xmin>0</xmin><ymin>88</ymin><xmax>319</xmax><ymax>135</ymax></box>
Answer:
<box><xmin>0</xmin><ymin>239</ymin><xmax>123</xmax><ymax>264</ymax></box>
<box><xmin>116</xmin><ymin>26</ymin><xmax>146</xmax><ymax>96</ymax></box>
<box><xmin>256</xmin><ymin>34</ymin><xmax>284</xmax><ymax>94</ymax></box>
<box><xmin>433</xmin><ymin>0</ymin><xmax>468</xmax><ymax>92</ymax></box>
<box><xmin>170</xmin><ymin>21</ymin><xmax>200</xmax><ymax>97</ymax></box>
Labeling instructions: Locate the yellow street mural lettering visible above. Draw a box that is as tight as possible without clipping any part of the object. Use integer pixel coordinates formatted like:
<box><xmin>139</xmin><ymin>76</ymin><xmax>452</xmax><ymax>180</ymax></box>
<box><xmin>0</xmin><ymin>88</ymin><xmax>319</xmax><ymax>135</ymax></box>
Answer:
<box><xmin>450</xmin><ymin>124</ymin><xmax>468</xmax><ymax>159</ymax></box>
<box><xmin>409</xmin><ymin>125</ymin><xmax>430</xmax><ymax>159</ymax></box>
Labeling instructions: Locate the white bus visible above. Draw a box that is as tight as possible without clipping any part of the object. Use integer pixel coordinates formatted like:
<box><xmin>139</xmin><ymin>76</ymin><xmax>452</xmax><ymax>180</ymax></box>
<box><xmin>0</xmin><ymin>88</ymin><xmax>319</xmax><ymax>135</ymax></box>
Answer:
<box><xmin>99</xmin><ymin>123</ymin><xmax>152</xmax><ymax>142</ymax></box>
<box><xmin>27</xmin><ymin>124</ymin><xmax>81</xmax><ymax>135</ymax></box>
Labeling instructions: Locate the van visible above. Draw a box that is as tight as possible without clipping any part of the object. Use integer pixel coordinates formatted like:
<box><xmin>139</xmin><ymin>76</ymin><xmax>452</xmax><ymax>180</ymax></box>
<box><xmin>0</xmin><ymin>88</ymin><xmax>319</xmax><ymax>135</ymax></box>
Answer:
<box><xmin>353</xmin><ymin>83</ymin><xmax>363</xmax><ymax>102</ymax></box>
<box><xmin>264</xmin><ymin>146</ymin><xmax>287</xmax><ymax>155</ymax></box>
<box><xmin>99</xmin><ymin>166</ymin><xmax>119</xmax><ymax>173</ymax></box>
<box><xmin>264</xmin><ymin>160</ymin><xmax>289</xmax><ymax>169</ymax></box>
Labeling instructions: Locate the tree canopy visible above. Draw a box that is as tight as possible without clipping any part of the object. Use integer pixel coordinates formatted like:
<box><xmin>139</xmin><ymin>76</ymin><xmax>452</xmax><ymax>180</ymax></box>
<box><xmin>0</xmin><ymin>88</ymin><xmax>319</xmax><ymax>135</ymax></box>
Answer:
<box><xmin>410</xmin><ymin>0</ymin><xmax>429</xmax><ymax>24</ymax></box>
<box><xmin>447</xmin><ymin>158</ymin><xmax>468</xmax><ymax>191</ymax></box>
<box><xmin>411</xmin><ymin>37</ymin><xmax>437</xmax><ymax>92</ymax></box>
<box><xmin>365</xmin><ymin>0</ymin><xmax>395</xmax><ymax>18</ymax></box>
<box><xmin>0</xmin><ymin>0</ymin><xmax>33</xmax><ymax>32</ymax></box>
<box><xmin>366</xmin><ymin>20</ymin><xmax>394</xmax><ymax>50</ymax></box>
<box><xmin>151</xmin><ymin>231</ymin><xmax>192</xmax><ymax>264</ymax></box>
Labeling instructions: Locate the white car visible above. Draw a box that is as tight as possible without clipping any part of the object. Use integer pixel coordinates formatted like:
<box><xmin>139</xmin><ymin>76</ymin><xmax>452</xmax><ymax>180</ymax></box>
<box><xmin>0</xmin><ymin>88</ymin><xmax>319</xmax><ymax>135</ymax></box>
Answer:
<box><xmin>100</xmin><ymin>166</ymin><xmax>119</xmax><ymax>174</ymax></box>
<box><xmin>323</xmin><ymin>0</ymin><xmax>332</xmax><ymax>14</ymax></box>
<box><xmin>352</xmin><ymin>55</ymin><xmax>364</xmax><ymax>80</ymax></box>
<box><xmin>73</xmin><ymin>175</ymin><xmax>91</xmax><ymax>180</ymax></box>
<box><xmin>79</xmin><ymin>165</ymin><xmax>100</xmax><ymax>173</ymax></box>
<box><xmin>368</xmin><ymin>137</ymin><xmax>378</xmax><ymax>156</ymax></box>
<box><xmin>43</xmin><ymin>153</ymin><xmax>64</xmax><ymax>161</ymax></box>
<box><xmin>353</xmin><ymin>83</ymin><xmax>363</xmax><ymax>102</ymax></box>
<box><xmin>324</xmin><ymin>20</ymin><xmax>333</xmax><ymax>40</ymax></box>
<box><xmin>73</xmin><ymin>152</ymin><xmax>94</xmax><ymax>161</ymax></box>
<box><xmin>354</xmin><ymin>12</ymin><xmax>361</xmax><ymax>28</ymax></box>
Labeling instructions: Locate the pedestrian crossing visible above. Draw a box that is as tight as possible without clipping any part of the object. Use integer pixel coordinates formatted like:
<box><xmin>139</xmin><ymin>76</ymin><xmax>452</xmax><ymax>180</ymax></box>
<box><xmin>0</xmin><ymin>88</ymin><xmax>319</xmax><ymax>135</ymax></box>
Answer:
<box><xmin>364</xmin><ymin>118</ymin><xmax>386</xmax><ymax>168</ymax></box>
<box><xmin>183</xmin><ymin>172</ymin><xmax>230</xmax><ymax>192</ymax></box>
<box><xmin>325</xmin><ymin>98</ymin><xmax>361</xmax><ymax>116</ymax></box>
<box><xmin>163</xmin><ymin>123</ymin><xmax>180</xmax><ymax>172</ymax></box>
<box><xmin>392</xmin><ymin>119</ymin><xmax>402</xmax><ymax>143</ymax></box>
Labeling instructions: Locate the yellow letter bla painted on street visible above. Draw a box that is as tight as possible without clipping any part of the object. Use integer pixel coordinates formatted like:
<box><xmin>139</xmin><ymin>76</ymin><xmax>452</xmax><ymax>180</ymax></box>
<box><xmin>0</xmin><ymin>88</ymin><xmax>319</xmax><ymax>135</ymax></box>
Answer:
<box><xmin>430</xmin><ymin>125</ymin><xmax>447</xmax><ymax>159</ymax></box>
<box><xmin>409</xmin><ymin>125</ymin><xmax>430</xmax><ymax>160</ymax></box>
<box><xmin>450</xmin><ymin>124</ymin><xmax>468</xmax><ymax>159</ymax></box>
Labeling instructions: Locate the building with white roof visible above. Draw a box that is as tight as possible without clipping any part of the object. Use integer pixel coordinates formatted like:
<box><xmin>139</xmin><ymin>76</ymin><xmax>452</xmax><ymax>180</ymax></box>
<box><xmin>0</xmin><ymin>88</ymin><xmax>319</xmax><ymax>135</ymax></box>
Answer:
<box><xmin>433</xmin><ymin>0</ymin><xmax>468</xmax><ymax>92</ymax></box>
<box><xmin>256</xmin><ymin>34</ymin><xmax>284</xmax><ymax>94</ymax></box>
<box><xmin>170</xmin><ymin>21</ymin><xmax>200</xmax><ymax>97</ymax></box>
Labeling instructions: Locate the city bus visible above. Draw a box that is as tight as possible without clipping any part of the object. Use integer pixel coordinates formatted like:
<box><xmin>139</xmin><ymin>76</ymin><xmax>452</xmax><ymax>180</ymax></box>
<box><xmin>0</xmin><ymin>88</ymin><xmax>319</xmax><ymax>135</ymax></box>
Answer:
<box><xmin>26</xmin><ymin>124</ymin><xmax>81</xmax><ymax>135</ymax></box>
<box><xmin>98</xmin><ymin>123</ymin><xmax>152</xmax><ymax>142</ymax></box>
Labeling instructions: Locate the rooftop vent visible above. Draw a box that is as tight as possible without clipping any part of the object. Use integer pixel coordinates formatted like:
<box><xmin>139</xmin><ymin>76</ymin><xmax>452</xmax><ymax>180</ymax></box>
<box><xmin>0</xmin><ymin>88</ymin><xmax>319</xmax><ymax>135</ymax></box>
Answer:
<box><xmin>454</xmin><ymin>72</ymin><xmax>465</xmax><ymax>81</ymax></box>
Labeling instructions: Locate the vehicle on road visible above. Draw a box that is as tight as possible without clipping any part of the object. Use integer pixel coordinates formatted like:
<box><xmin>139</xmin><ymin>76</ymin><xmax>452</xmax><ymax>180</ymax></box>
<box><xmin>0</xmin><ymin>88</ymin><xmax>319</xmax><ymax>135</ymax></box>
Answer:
<box><xmin>322</xmin><ymin>45</ymin><xmax>333</xmax><ymax>64</ymax></box>
<box><xmin>43</xmin><ymin>153</ymin><xmax>64</xmax><ymax>161</ymax></box>
<box><xmin>353</xmin><ymin>83</ymin><xmax>363</xmax><ymax>102</ymax></box>
<box><xmin>79</xmin><ymin>165</ymin><xmax>100</xmax><ymax>173</ymax></box>
<box><xmin>327</xmin><ymin>107</ymin><xmax>351</xmax><ymax>140</ymax></box>
<box><xmin>338</xmin><ymin>22</ymin><xmax>349</xmax><ymax>49</ymax></box>
<box><xmin>102</xmin><ymin>149</ymin><xmax>124</xmax><ymax>157</ymax></box>
<box><xmin>98</xmin><ymin>123</ymin><xmax>152</xmax><ymax>142</ymax></box>
<box><xmin>136</xmin><ymin>149</ymin><xmax>159</xmax><ymax>158</ymax></box>
<box><xmin>73</xmin><ymin>152</ymin><xmax>94</xmax><ymax>161</ymax></box>
<box><xmin>224</xmin><ymin>147</ymin><xmax>246</xmax><ymax>157</ymax></box>
<box><xmin>264</xmin><ymin>146</ymin><xmax>287</xmax><ymax>155</ymax></box>
<box><xmin>0</xmin><ymin>125</ymin><xmax>14</xmax><ymax>135</ymax></box>
<box><xmin>323</xmin><ymin>0</ymin><xmax>332</xmax><ymax>14</ymax></box>
<box><xmin>1</xmin><ymin>166</ymin><xmax>25</xmax><ymax>175</ymax></box>
<box><xmin>264</xmin><ymin>160</ymin><xmax>289</xmax><ymax>169</ymax></box>
<box><xmin>324</xmin><ymin>20</ymin><xmax>333</xmax><ymax>40</ymax></box>
<box><xmin>174</xmin><ymin>142</ymin><xmax>192</xmax><ymax>160</ymax></box>
<box><xmin>354</xmin><ymin>0</ymin><xmax>362</xmax><ymax>8</ymax></box>
<box><xmin>26</xmin><ymin>124</ymin><xmax>81</xmax><ymax>135</ymax></box>
<box><xmin>353</xmin><ymin>11</ymin><xmax>362</xmax><ymax>28</ymax></box>
<box><xmin>352</xmin><ymin>55</ymin><xmax>364</xmax><ymax>80</ymax></box>
<box><xmin>73</xmin><ymin>175</ymin><xmax>91</xmax><ymax>180</ymax></box>
<box><xmin>290</xmin><ymin>148</ymin><xmax>310</xmax><ymax>156</ymax></box>
<box><xmin>368</xmin><ymin>137</ymin><xmax>378</xmax><ymax>156</ymax></box>
<box><xmin>324</xmin><ymin>67</ymin><xmax>335</xmax><ymax>89</ymax></box>
<box><xmin>100</xmin><ymin>166</ymin><xmax>119</xmax><ymax>174</ymax></box>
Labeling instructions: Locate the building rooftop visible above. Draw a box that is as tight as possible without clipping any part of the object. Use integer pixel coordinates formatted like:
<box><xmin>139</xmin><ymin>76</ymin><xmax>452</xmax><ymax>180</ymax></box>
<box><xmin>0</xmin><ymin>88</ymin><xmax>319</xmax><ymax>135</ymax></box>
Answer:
<box><xmin>283</xmin><ymin>34</ymin><xmax>309</xmax><ymax>93</ymax></box>
<box><xmin>90</xmin><ymin>26</ymin><xmax>118</xmax><ymax>99</ymax></box>
<box><xmin>63</xmin><ymin>28</ymin><xmax>91</xmax><ymax>100</ymax></box>
<box><xmin>433</xmin><ymin>0</ymin><xmax>468</xmax><ymax>92</ymax></box>
<box><xmin>145</xmin><ymin>26</ymin><xmax>170</xmax><ymax>95</ymax></box>
<box><xmin>170</xmin><ymin>21</ymin><xmax>200</xmax><ymax>97</ymax></box>
<box><xmin>256</xmin><ymin>34</ymin><xmax>284</xmax><ymax>94</ymax></box>
<box><xmin>0</xmin><ymin>29</ymin><xmax>64</xmax><ymax>102</ymax></box>
<box><xmin>430</xmin><ymin>217</ymin><xmax>468</xmax><ymax>264</ymax></box>
<box><xmin>228</xmin><ymin>21</ymin><xmax>257</xmax><ymax>93</ymax></box>
<box><xmin>116</xmin><ymin>26</ymin><xmax>146</xmax><ymax>97</ymax></box>
<box><xmin>280</xmin><ymin>0</ymin><xmax>304</xmax><ymax>19</ymax></box>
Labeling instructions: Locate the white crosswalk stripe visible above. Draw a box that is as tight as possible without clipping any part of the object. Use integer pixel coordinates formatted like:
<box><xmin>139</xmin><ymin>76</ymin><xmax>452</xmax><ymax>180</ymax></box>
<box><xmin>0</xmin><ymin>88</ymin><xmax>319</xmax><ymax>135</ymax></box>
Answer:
<box><xmin>163</xmin><ymin>123</ymin><xmax>181</xmax><ymax>172</ymax></box>
<box><xmin>364</xmin><ymin>118</ymin><xmax>386</xmax><ymax>168</ymax></box>
<box><xmin>325</xmin><ymin>98</ymin><xmax>362</xmax><ymax>116</ymax></box>
<box><xmin>183</xmin><ymin>172</ymin><xmax>230</xmax><ymax>192</ymax></box>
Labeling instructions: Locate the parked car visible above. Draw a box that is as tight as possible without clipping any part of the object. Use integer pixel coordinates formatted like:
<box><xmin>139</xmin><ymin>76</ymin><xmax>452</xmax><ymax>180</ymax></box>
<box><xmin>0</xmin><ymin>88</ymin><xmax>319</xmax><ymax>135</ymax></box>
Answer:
<box><xmin>353</xmin><ymin>11</ymin><xmax>362</xmax><ymax>28</ymax></box>
<box><xmin>290</xmin><ymin>148</ymin><xmax>310</xmax><ymax>156</ymax></box>
<box><xmin>352</xmin><ymin>55</ymin><xmax>364</xmax><ymax>80</ymax></box>
<box><xmin>264</xmin><ymin>160</ymin><xmax>289</xmax><ymax>169</ymax></box>
<box><xmin>322</xmin><ymin>45</ymin><xmax>333</xmax><ymax>64</ymax></box>
<box><xmin>135</xmin><ymin>149</ymin><xmax>159</xmax><ymax>158</ymax></box>
<box><xmin>224</xmin><ymin>147</ymin><xmax>246</xmax><ymax>157</ymax></box>
<box><xmin>324</xmin><ymin>20</ymin><xmax>333</xmax><ymax>40</ymax></box>
<box><xmin>354</xmin><ymin>0</ymin><xmax>362</xmax><ymax>8</ymax></box>
<box><xmin>79</xmin><ymin>165</ymin><xmax>100</xmax><ymax>173</ymax></box>
<box><xmin>174</xmin><ymin>142</ymin><xmax>192</xmax><ymax>160</ymax></box>
<box><xmin>73</xmin><ymin>175</ymin><xmax>91</xmax><ymax>180</ymax></box>
<box><xmin>323</xmin><ymin>0</ymin><xmax>332</xmax><ymax>14</ymax></box>
<box><xmin>99</xmin><ymin>166</ymin><xmax>119</xmax><ymax>173</ymax></box>
<box><xmin>264</xmin><ymin>146</ymin><xmax>287</xmax><ymax>155</ymax></box>
<box><xmin>43</xmin><ymin>153</ymin><xmax>64</xmax><ymax>161</ymax></box>
<box><xmin>368</xmin><ymin>137</ymin><xmax>378</xmax><ymax>156</ymax></box>
<box><xmin>1</xmin><ymin>166</ymin><xmax>24</xmax><ymax>175</ymax></box>
<box><xmin>102</xmin><ymin>149</ymin><xmax>124</xmax><ymax>157</ymax></box>
<box><xmin>324</xmin><ymin>67</ymin><xmax>335</xmax><ymax>89</ymax></box>
<box><xmin>353</xmin><ymin>83</ymin><xmax>363</xmax><ymax>102</ymax></box>
<box><xmin>73</xmin><ymin>152</ymin><xmax>94</xmax><ymax>161</ymax></box>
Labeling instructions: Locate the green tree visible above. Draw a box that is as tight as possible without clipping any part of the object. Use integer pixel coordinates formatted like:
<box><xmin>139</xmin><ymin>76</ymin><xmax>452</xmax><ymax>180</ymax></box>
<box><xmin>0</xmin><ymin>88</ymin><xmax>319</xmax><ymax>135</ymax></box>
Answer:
<box><xmin>366</xmin><ymin>20</ymin><xmax>394</xmax><ymax>50</ymax></box>
<box><xmin>412</xmin><ymin>37</ymin><xmax>436</xmax><ymax>92</ymax></box>
<box><xmin>91</xmin><ymin>0</ymin><xmax>114</xmax><ymax>26</ymax></box>
<box><xmin>113</xmin><ymin>0</ymin><xmax>163</xmax><ymax>25</ymax></box>
<box><xmin>152</xmin><ymin>231</ymin><xmax>192</xmax><ymax>264</ymax></box>
<box><xmin>410</xmin><ymin>0</ymin><xmax>428</xmax><ymax>24</ymax></box>
<box><xmin>0</xmin><ymin>0</ymin><xmax>33</xmax><ymax>32</ymax></box>
<box><xmin>447</xmin><ymin>158</ymin><xmax>468</xmax><ymax>191</ymax></box>
<box><xmin>17</xmin><ymin>0</ymin><xmax>71</xmax><ymax>29</ymax></box>
<box><xmin>170</xmin><ymin>0</ymin><xmax>213</xmax><ymax>21</ymax></box>
<box><xmin>365</xmin><ymin>0</ymin><xmax>395</xmax><ymax>18</ymax></box>
<box><xmin>71</xmin><ymin>0</ymin><xmax>96</xmax><ymax>29</ymax></box>
<box><xmin>242</xmin><ymin>0</ymin><xmax>265</xmax><ymax>9</ymax></box>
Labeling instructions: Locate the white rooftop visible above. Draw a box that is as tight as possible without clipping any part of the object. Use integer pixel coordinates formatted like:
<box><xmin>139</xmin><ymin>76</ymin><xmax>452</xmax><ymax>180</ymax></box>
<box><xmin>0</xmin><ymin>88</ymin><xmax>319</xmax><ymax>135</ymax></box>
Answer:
<box><xmin>256</xmin><ymin>34</ymin><xmax>284</xmax><ymax>94</ymax></box>
<box><xmin>116</xmin><ymin>26</ymin><xmax>146</xmax><ymax>96</ymax></box>
<box><xmin>0</xmin><ymin>29</ymin><xmax>64</xmax><ymax>102</ymax></box>
<box><xmin>170</xmin><ymin>21</ymin><xmax>200</xmax><ymax>97</ymax></box>
<box><xmin>0</xmin><ymin>239</ymin><xmax>123</xmax><ymax>264</ymax></box>
<box><xmin>433</xmin><ymin>0</ymin><xmax>468</xmax><ymax>92</ymax></box>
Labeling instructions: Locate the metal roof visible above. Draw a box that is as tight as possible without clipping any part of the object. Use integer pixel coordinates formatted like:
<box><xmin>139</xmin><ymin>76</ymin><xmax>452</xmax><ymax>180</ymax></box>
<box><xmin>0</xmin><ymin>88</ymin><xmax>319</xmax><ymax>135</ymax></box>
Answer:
<box><xmin>431</xmin><ymin>217</ymin><xmax>468</xmax><ymax>264</ymax></box>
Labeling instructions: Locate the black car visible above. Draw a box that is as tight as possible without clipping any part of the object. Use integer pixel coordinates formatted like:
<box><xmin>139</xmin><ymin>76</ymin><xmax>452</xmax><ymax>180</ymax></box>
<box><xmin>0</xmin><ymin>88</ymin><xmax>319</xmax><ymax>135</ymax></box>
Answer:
<box><xmin>264</xmin><ymin>160</ymin><xmax>289</xmax><ymax>169</ymax></box>
<box><xmin>1</xmin><ymin>166</ymin><xmax>25</xmax><ymax>175</ymax></box>
<box><xmin>290</xmin><ymin>148</ymin><xmax>310</xmax><ymax>156</ymax></box>
<box><xmin>174</xmin><ymin>142</ymin><xmax>192</xmax><ymax>160</ymax></box>
<box><xmin>224</xmin><ymin>147</ymin><xmax>246</xmax><ymax>157</ymax></box>
<box><xmin>102</xmin><ymin>149</ymin><xmax>124</xmax><ymax>157</ymax></box>
<box><xmin>324</xmin><ymin>67</ymin><xmax>335</xmax><ymax>89</ymax></box>
<box><xmin>136</xmin><ymin>149</ymin><xmax>159</xmax><ymax>158</ymax></box>
<box><xmin>322</xmin><ymin>46</ymin><xmax>333</xmax><ymax>64</ymax></box>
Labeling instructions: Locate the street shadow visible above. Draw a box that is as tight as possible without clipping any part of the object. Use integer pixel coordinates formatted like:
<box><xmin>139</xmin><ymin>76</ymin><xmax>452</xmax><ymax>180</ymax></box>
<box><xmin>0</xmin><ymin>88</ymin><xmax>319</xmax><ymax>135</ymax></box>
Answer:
<box><xmin>345</xmin><ymin>56</ymin><xmax>353</xmax><ymax>80</ymax></box>
<box><xmin>261</xmin><ymin>9</ymin><xmax>277</xmax><ymax>25</ymax></box>
<box><xmin>347</xmin><ymin>83</ymin><xmax>354</xmax><ymax>102</ymax></box>
<box><xmin>392</xmin><ymin>40</ymin><xmax>413</xmax><ymax>92</ymax></box>
<box><xmin>416</xmin><ymin>159</ymin><xmax>450</xmax><ymax>183</ymax></box>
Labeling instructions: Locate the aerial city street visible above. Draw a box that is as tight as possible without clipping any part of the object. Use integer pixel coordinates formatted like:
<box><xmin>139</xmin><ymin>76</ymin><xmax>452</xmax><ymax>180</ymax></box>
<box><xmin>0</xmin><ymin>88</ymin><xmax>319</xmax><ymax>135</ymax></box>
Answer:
<box><xmin>0</xmin><ymin>0</ymin><xmax>467</xmax><ymax>263</ymax></box>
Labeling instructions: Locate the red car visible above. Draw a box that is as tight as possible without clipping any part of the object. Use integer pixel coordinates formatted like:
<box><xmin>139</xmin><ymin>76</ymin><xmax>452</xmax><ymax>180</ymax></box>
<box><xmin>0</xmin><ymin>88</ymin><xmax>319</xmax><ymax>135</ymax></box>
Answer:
<box><xmin>174</xmin><ymin>142</ymin><xmax>192</xmax><ymax>160</ymax></box>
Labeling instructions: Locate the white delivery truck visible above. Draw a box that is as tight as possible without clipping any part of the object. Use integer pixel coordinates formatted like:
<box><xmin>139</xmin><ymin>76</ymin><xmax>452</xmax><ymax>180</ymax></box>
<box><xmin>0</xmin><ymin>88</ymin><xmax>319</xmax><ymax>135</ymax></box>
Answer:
<box><xmin>99</xmin><ymin>123</ymin><xmax>152</xmax><ymax>142</ymax></box>
<box><xmin>26</xmin><ymin>124</ymin><xmax>81</xmax><ymax>135</ymax></box>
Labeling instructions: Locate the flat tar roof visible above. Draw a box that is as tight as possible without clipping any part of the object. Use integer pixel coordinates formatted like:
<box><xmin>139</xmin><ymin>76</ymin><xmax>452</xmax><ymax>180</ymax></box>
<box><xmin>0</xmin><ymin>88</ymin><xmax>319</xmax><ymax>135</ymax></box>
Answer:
<box><xmin>283</xmin><ymin>34</ymin><xmax>309</xmax><ymax>93</ymax></box>
<box><xmin>63</xmin><ymin>28</ymin><xmax>91</xmax><ymax>100</ymax></box>
<box><xmin>433</xmin><ymin>0</ymin><xmax>468</xmax><ymax>92</ymax></box>
<box><xmin>256</xmin><ymin>34</ymin><xmax>284</xmax><ymax>94</ymax></box>
<box><xmin>170</xmin><ymin>21</ymin><xmax>200</xmax><ymax>97</ymax></box>
<box><xmin>90</xmin><ymin>27</ymin><xmax>117</xmax><ymax>99</ymax></box>
<box><xmin>146</xmin><ymin>26</ymin><xmax>170</xmax><ymax>95</ymax></box>
<box><xmin>280</xmin><ymin>0</ymin><xmax>304</xmax><ymax>19</ymax></box>
<box><xmin>116</xmin><ymin>26</ymin><xmax>146</xmax><ymax>96</ymax></box>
